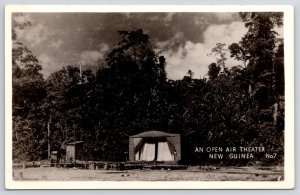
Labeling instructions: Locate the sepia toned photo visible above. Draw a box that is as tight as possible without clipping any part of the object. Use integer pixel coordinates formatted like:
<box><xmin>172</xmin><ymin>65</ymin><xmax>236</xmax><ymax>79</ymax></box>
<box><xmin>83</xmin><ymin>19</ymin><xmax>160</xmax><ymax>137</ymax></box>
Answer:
<box><xmin>5</xmin><ymin>5</ymin><xmax>294</xmax><ymax>189</ymax></box>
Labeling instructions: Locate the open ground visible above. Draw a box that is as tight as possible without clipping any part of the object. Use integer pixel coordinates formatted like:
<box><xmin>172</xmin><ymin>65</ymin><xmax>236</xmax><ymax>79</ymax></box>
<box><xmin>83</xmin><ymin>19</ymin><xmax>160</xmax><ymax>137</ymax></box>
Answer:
<box><xmin>13</xmin><ymin>166</ymin><xmax>283</xmax><ymax>181</ymax></box>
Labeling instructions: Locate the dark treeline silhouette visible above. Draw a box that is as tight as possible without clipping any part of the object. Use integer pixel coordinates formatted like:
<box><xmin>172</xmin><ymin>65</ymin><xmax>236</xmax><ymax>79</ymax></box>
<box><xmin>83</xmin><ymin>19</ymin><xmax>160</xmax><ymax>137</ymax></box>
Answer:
<box><xmin>12</xmin><ymin>13</ymin><xmax>284</xmax><ymax>165</ymax></box>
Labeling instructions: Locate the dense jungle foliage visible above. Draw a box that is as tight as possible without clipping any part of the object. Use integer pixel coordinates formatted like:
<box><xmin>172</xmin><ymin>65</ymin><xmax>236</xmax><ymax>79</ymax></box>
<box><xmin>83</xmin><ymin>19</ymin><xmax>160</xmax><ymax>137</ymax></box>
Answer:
<box><xmin>12</xmin><ymin>13</ymin><xmax>284</xmax><ymax>165</ymax></box>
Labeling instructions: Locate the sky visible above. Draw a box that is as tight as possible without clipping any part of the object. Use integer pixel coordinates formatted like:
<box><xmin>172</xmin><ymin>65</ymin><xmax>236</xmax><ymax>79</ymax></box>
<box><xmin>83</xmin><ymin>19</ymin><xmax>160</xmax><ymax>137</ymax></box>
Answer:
<box><xmin>13</xmin><ymin>12</ymin><xmax>283</xmax><ymax>80</ymax></box>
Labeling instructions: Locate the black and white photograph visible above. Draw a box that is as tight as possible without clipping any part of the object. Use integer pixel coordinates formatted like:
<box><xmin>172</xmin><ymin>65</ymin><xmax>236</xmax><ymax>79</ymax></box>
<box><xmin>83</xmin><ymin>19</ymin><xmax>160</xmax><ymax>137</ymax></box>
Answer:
<box><xmin>5</xmin><ymin>5</ymin><xmax>294</xmax><ymax>189</ymax></box>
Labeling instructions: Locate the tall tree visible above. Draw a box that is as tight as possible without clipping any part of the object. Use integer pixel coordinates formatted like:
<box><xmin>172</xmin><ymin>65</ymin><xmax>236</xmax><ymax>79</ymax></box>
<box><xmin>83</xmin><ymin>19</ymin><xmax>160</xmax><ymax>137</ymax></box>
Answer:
<box><xmin>208</xmin><ymin>63</ymin><xmax>221</xmax><ymax>80</ymax></box>
<box><xmin>229</xmin><ymin>13</ymin><xmax>283</xmax><ymax>72</ymax></box>
<box><xmin>209</xmin><ymin>43</ymin><xmax>228</xmax><ymax>72</ymax></box>
<box><xmin>12</xmin><ymin>14</ymin><xmax>46</xmax><ymax>161</ymax></box>
<box><xmin>229</xmin><ymin>12</ymin><xmax>283</xmax><ymax>107</ymax></box>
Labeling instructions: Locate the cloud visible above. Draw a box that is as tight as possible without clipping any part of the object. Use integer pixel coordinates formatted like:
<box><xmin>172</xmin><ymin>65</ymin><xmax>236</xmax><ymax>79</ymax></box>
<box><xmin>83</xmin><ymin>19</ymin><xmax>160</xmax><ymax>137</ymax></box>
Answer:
<box><xmin>98</xmin><ymin>43</ymin><xmax>109</xmax><ymax>53</ymax></box>
<box><xmin>203</xmin><ymin>22</ymin><xmax>247</xmax><ymax>47</ymax></box>
<box><xmin>39</xmin><ymin>53</ymin><xmax>51</xmax><ymax>64</ymax></box>
<box><xmin>164</xmin><ymin>41</ymin><xmax>210</xmax><ymax>79</ymax></box>
<box><xmin>14</xmin><ymin>12</ymin><xmax>244</xmax><ymax>79</ymax></box>
<box><xmin>79</xmin><ymin>51</ymin><xmax>104</xmax><ymax>65</ymax></box>
<box><xmin>18</xmin><ymin>23</ymin><xmax>53</xmax><ymax>47</ymax></box>
<box><xmin>164</xmin><ymin>13</ymin><xmax>175</xmax><ymax>21</ymax></box>
<box><xmin>215</xmin><ymin>13</ymin><xmax>238</xmax><ymax>22</ymax></box>
<box><xmin>156</xmin><ymin>32</ymin><xmax>184</xmax><ymax>52</ymax></box>
<box><xmin>50</xmin><ymin>39</ymin><xmax>63</xmax><ymax>49</ymax></box>
<box><xmin>39</xmin><ymin>54</ymin><xmax>59</xmax><ymax>78</ymax></box>
<box><xmin>79</xmin><ymin>43</ymin><xmax>109</xmax><ymax>65</ymax></box>
<box><xmin>161</xmin><ymin>21</ymin><xmax>247</xmax><ymax>80</ymax></box>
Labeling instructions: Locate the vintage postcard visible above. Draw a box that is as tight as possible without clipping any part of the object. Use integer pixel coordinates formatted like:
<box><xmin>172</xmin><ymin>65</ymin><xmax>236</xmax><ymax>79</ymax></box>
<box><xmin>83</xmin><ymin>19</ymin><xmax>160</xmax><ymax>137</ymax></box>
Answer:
<box><xmin>5</xmin><ymin>5</ymin><xmax>294</xmax><ymax>189</ymax></box>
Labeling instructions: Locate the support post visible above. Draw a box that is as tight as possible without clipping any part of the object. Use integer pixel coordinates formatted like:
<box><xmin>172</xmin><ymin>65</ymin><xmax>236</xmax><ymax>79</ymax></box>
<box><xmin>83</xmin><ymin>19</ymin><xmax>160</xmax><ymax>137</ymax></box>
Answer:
<box><xmin>47</xmin><ymin>118</ymin><xmax>51</xmax><ymax>166</ymax></box>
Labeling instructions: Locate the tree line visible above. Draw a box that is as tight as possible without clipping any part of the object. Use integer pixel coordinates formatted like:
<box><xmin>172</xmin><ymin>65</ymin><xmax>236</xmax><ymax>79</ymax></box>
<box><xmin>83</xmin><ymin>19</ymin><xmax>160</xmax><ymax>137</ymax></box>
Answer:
<box><xmin>12</xmin><ymin>13</ymin><xmax>284</xmax><ymax>165</ymax></box>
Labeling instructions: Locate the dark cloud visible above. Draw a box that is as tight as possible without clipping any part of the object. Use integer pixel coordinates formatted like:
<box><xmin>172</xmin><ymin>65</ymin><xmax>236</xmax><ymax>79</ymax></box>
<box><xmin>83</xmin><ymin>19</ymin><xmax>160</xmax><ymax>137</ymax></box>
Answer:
<box><xmin>14</xmin><ymin>12</ymin><xmax>241</xmax><ymax>78</ymax></box>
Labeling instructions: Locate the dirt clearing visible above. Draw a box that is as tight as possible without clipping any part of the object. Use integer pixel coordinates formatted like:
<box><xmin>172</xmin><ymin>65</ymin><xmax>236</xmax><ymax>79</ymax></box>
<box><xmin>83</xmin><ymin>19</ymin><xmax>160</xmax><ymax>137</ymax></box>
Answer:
<box><xmin>13</xmin><ymin>166</ymin><xmax>283</xmax><ymax>181</ymax></box>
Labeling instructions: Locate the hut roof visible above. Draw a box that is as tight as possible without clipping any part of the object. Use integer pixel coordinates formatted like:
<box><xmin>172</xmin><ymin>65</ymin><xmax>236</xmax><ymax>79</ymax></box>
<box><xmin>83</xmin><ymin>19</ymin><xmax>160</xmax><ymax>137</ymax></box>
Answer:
<box><xmin>130</xmin><ymin>130</ymin><xmax>179</xmax><ymax>138</ymax></box>
<box><xmin>67</xmin><ymin>141</ymin><xmax>84</xmax><ymax>145</ymax></box>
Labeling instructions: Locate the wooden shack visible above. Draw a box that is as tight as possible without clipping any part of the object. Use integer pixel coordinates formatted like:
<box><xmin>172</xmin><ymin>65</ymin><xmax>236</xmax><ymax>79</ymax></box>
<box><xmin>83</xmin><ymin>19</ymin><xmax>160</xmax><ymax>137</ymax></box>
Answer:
<box><xmin>65</xmin><ymin>141</ymin><xmax>84</xmax><ymax>163</ymax></box>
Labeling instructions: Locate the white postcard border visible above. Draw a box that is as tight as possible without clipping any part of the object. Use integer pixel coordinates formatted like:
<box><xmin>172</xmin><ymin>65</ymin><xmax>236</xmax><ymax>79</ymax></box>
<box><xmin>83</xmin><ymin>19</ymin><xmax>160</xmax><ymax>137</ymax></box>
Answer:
<box><xmin>5</xmin><ymin>4</ymin><xmax>295</xmax><ymax>189</ymax></box>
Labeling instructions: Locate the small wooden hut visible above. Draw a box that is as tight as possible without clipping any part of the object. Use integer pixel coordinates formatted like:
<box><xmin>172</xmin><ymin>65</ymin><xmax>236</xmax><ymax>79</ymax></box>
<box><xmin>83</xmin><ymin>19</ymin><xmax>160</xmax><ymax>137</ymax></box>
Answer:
<box><xmin>65</xmin><ymin>141</ymin><xmax>84</xmax><ymax>163</ymax></box>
